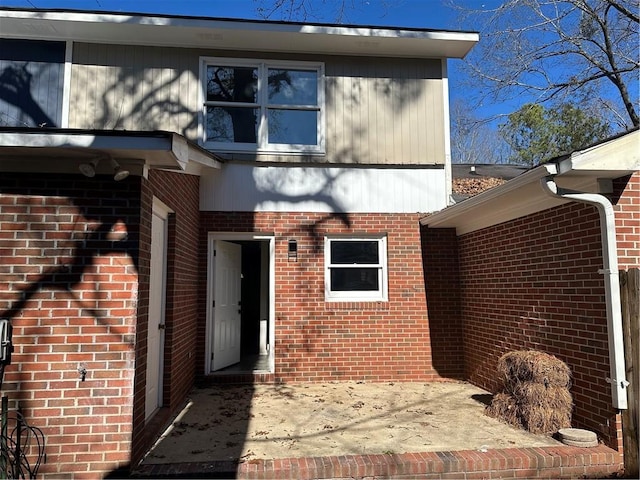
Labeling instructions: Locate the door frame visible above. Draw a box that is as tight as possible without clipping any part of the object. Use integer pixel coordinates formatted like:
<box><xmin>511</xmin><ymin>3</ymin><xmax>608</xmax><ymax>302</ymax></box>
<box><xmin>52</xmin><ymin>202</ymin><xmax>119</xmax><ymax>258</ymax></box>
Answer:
<box><xmin>205</xmin><ymin>232</ymin><xmax>275</xmax><ymax>375</ymax></box>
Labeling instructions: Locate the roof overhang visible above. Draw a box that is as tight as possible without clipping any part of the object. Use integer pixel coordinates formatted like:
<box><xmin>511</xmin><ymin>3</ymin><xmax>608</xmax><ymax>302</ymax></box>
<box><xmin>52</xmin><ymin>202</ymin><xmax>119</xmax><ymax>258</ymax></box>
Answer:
<box><xmin>0</xmin><ymin>8</ymin><xmax>479</xmax><ymax>59</ymax></box>
<box><xmin>421</xmin><ymin>129</ymin><xmax>640</xmax><ymax>235</ymax></box>
<box><xmin>0</xmin><ymin>128</ymin><xmax>223</xmax><ymax>177</ymax></box>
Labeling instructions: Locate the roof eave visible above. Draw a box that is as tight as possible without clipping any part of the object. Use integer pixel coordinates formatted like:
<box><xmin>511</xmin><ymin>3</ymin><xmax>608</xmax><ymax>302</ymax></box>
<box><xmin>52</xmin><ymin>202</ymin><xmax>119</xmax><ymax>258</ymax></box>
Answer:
<box><xmin>0</xmin><ymin>8</ymin><xmax>479</xmax><ymax>59</ymax></box>
<box><xmin>0</xmin><ymin>128</ymin><xmax>223</xmax><ymax>176</ymax></box>
<box><xmin>421</xmin><ymin>129</ymin><xmax>640</xmax><ymax>235</ymax></box>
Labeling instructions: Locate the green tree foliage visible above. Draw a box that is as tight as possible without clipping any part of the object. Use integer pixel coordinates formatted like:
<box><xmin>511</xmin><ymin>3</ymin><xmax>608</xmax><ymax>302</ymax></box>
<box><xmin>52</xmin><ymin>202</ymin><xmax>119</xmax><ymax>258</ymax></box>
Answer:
<box><xmin>499</xmin><ymin>102</ymin><xmax>611</xmax><ymax>166</ymax></box>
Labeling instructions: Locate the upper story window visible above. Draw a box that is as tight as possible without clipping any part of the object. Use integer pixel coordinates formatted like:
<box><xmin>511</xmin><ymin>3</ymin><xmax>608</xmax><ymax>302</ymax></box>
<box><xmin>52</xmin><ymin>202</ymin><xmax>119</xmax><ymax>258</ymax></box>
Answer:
<box><xmin>325</xmin><ymin>236</ymin><xmax>388</xmax><ymax>302</ymax></box>
<box><xmin>0</xmin><ymin>39</ymin><xmax>65</xmax><ymax>128</ymax></box>
<box><xmin>200</xmin><ymin>58</ymin><xmax>325</xmax><ymax>154</ymax></box>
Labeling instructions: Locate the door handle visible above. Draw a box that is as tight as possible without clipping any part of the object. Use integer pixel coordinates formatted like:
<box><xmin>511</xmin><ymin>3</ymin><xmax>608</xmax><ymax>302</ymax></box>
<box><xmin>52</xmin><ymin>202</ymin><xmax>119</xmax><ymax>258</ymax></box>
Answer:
<box><xmin>159</xmin><ymin>324</ymin><xmax>166</xmax><ymax>330</ymax></box>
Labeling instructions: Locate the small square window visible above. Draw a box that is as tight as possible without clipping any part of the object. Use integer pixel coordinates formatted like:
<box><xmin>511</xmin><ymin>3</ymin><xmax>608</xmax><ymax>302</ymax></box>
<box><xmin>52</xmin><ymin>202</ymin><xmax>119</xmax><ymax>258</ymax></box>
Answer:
<box><xmin>325</xmin><ymin>236</ymin><xmax>388</xmax><ymax>301</ymax></box>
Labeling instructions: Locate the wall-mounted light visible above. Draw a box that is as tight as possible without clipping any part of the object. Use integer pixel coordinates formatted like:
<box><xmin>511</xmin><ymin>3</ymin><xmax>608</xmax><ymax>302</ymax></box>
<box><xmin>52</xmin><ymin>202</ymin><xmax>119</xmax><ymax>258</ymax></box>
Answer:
<box><xmin>78</xmin><ymin>158</ymin><xmax>99</xmax><ymax>178</ymax></box>
<box><xmin>110</xmin><ymin>157</ymin><xmax>130</xmax><ymax>181</ymax></box>
<box><xmin>288</xmin><ymin>239</ymin><xmax>298</xmax><ymax>262</ymax></box>
<box><xmin>79</xmin><ymin>156</ymin><xmax>130</xmax><ymax>181</ymax></box>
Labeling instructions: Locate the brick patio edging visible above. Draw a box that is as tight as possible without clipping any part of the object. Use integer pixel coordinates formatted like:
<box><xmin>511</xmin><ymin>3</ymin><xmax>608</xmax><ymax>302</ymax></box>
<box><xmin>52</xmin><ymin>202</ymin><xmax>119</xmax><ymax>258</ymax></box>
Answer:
<box><xmin>133</xmin><ymin>445</ymin><xmax>623</xmax><ymax>479</ymax></box>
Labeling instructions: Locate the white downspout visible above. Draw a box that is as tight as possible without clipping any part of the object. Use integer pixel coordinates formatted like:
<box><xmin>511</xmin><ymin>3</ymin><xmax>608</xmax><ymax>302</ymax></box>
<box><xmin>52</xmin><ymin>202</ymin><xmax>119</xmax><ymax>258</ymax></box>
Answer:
<box><xmin>541</xmin><ymin>175</ymin><xmax>629</xmax><ymax>410</ymax></box>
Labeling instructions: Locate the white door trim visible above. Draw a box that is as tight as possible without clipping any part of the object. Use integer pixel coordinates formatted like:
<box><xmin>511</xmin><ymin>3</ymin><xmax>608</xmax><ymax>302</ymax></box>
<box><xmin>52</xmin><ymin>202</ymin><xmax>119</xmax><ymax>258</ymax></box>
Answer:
<box><xmin>205</xmin><ymin>232</ymin><xmax>275</xmax><ymax>375</ymax></box>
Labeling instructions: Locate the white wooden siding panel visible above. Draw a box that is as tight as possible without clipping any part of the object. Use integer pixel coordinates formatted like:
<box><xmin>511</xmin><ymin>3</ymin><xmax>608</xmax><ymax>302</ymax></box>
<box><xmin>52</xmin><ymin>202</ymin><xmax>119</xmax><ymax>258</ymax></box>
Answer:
<box><xmin>200</xmin><ymin>164</ymin><xmax>446</xmax><ymax>213</ymax></box>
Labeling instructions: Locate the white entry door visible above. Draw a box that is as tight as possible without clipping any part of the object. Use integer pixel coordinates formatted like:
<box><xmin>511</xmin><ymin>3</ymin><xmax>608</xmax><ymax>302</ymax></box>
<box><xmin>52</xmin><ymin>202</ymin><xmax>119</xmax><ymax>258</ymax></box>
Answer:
<box><xmin>212</xmin><ymin>240</ymin><xmax>242</xmax><ymax>371</ymax></box>
<box><xmin>145</xmin><ymin>201</ymin><xmax>169</xmax><ymax>420</ymax></box>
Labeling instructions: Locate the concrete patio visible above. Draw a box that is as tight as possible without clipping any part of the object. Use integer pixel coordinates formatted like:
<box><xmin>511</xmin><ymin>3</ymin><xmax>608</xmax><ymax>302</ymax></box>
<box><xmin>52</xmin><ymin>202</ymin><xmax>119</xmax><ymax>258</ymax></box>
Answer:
<box><xmin>131</xmin><ymin>381</ymin><xmax>623</xmax><ymax>479</ymax></box>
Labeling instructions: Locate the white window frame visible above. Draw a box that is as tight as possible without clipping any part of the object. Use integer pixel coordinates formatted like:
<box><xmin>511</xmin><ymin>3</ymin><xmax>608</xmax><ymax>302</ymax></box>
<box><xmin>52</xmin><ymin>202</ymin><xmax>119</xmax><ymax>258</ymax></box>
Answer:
<box><xmin>199</xmin><ymin>57</ymin><xmax>325</xmax><ymax>154</ymax></box>
<box><xmin>324</xmin><ymin>236</ymin><xmax>388</xmax><ymax>302</ymax></box>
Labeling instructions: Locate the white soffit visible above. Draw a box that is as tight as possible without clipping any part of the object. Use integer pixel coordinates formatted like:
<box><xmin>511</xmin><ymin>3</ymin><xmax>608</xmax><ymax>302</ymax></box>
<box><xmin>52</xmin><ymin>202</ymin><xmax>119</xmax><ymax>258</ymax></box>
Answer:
<box><xmin>422</xmin><ymin>129</ymin><xmax>640</xmax><ymax>235</ymax></box>
<box><xmin>0</xmin><ymin>9</ymin><xmax>479</xmax><ymax>59</ymax></box>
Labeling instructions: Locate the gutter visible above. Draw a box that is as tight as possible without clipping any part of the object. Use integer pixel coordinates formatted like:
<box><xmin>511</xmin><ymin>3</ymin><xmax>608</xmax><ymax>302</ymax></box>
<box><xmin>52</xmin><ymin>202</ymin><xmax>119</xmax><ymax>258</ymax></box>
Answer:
<box><xmin>541</xmin><ymin>171</ymin><xmax>629</xmax><ymax>410</ymax></box>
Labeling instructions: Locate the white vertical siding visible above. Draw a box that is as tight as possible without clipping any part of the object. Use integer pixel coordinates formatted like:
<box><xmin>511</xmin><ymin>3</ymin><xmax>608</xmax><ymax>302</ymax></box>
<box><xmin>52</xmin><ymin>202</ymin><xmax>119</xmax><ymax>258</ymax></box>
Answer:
<box><xmin>70</xmin><ymin>43</ymin><xmax>200</xmax><ymax>137</ymax></box>
<box><xmin>200</xmin><ymin>163</ymin><xmax>446</xmax><ymax>213</ymax></box>
<box><xmin>324</xmin><ymin>57</ymin><xmax>445</xmax><ymax>166</ymax></box>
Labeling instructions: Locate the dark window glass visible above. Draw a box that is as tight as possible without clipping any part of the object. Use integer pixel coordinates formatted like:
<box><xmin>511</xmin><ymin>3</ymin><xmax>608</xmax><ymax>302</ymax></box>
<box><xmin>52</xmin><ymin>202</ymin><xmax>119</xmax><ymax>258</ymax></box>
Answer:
<box><xmin>205</xmin><ymin>106</ymin><xmax>259</xmax><ymax>144</ymax></box>
<box><xmin>0</xmin><ymin>39</ymin><xmax>65</xmax><ymax>63</ymax></box>
<box><xmin>330</xmin><ymin>268</ymin><xmax>379</xmax><ymax>291</ymax></box>
<box><xmin>330</xmin><ymin>241</ymin><xmax>379</xmax><ymax>265</ymax></box>
<box><xmin>206</xmin><ymin>66</ymin><xmax>258</xmax><ymax>103</ymax></box>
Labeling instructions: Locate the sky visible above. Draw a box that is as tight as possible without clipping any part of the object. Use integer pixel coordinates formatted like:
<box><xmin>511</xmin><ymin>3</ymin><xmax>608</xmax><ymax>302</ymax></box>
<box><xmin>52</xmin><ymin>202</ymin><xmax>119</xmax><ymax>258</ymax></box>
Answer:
<box><xmin>0</xmin><ymin>0</ymin><xmax>483</xmax><ymax>29</ymax></box>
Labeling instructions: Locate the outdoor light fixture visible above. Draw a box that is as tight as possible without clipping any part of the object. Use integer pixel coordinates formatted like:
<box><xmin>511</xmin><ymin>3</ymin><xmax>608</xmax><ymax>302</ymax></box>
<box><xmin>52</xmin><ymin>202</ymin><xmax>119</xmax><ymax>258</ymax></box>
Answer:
<box><xmin>78</xmin><ymin>158</ymin><xmax>99</xmax><ymax>177</ymax></box>
<box><xmin>110</xmin><ymin>157</ymin><xmax>130</xmax><ymax>181</ymax></box>
<box><xmin>288</xmin><ymin>239</ymin><xmax>298</xmax><ymax>262</ymax></box>
<box><xmin>79</xmin><ymin>156</ymin><xmax>130</xmax><ymax>181</ymax></box>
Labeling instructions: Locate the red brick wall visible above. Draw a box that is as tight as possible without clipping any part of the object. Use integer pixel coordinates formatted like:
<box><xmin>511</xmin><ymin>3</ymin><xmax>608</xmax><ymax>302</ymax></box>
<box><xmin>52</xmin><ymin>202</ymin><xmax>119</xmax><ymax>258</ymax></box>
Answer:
<box><xmin>420</xmin><ymin>227</ymin><xmax>463</xmax><ymax>378</ymax></box>
<box><xmin>129</xmin><ymin>170</ymin><xmax>201</xmax><ymax>466</ymax></box>
<box><xmin>0</xmin><ymin>170</ymin><xmax>203</xmax><ymax>477</ymax></box>
<box><xmin>199</xmin><ymin>212</ymin><xmax>438</xmax><ymax>382</ymax></box>
<box><xmin>457</xmin><ymin>201</ymin><xmax>620</xmax><ymax>448</ymax></box>
<box><xmin>613</xmin><ymin>172</ymin><xmax>640</xmax><ymax>269</ymax></box>
<box><xmin>0</xmin><ymin>173</ymin><xmax>141</xmax><ymax>478</ymax></box>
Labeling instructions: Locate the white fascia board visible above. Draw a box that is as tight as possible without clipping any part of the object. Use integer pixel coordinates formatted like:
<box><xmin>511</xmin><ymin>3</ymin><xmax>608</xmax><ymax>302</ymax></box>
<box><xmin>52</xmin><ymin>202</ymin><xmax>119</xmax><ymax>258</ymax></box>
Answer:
<box><xmin>171</xmin><ymin>133</ymin><xmax>222</xmax><ymax>171</ymax></box>
<box><xmin>558</xmin><ymin>129</ymin><xmax>640</xmax><ymax>175</ymax></box>
<box><xmin>0</xmin><ymin>9</ymin><xmax>479</xmax><ymax>59</ymax></box>
<box><xmin>0</xmin><ymin>131</ymin><xmax>99</xmax><ymax>148</ymax></box>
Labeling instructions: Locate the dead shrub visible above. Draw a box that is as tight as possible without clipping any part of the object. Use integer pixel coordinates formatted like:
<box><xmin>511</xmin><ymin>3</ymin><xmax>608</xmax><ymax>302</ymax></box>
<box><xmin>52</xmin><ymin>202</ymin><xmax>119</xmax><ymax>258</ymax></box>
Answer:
<box><xmin>485</xmin><ymin>393</ymin><xmax>521</xmax><ymax>428</ymax></box>
<box><xmin>518</xmin><ymin>403</ymin><xmax>572</xmax><ymax>434</ymax></box>
<box><xmin>487</xmin><ymin>350</ymin><xmax>574</xmax><ymax>435</ymax></box>
<box><xmin>510</xmin><ymin>382</ymin><xmax>573</xmax><ymax>408</ymax></box>
<box><xmin>498</xmin><ymin>350</ymin><xmax>572</xmax><ymax>389</ymax></box>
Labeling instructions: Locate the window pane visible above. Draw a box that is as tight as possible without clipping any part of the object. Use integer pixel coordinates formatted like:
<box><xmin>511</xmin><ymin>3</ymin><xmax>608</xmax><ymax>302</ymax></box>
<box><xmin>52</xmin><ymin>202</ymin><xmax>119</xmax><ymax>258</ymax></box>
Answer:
<box><xmin>0</xmin><ymin>39</ymin><xmax>66</xmax><ymax>127</ymax></box>
<box><xmin>268</xmin><ymin>109</ymin><xmax>317</xmax><ymax>145</ymax></box>
<box><xmin>206</xmin><ymin>106</ymin><xmax>258</xmax><ymax>143</ymax></box>
<box><xmin>330</xmin><ymin>241</ymin><xmax>379</xmax><ymax>265</ymax></box>
<box><xmin>206</xmin><ymin>66</ymin><xmax>258</xmax><ymax>103</ymax></box>
<box><xmin>268</xmin><ymin>69</ymin><xmax>317</xmax><ymax>106</ymax></box>
<box><xmin>331</xmin><ymin>268</ymin><xmax>379</xmax><ymax>291</ymax></box>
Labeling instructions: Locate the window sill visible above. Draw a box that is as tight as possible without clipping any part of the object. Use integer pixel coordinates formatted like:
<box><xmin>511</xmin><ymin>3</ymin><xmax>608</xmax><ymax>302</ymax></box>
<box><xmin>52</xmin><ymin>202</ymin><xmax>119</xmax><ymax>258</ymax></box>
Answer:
<box><xmin>324</xmin><ymin>301</ymin><xmax>389</xmax><ymax>311</ymax></box>
<box><xmin>204</xmin><ymin>146</ymin><xmax>326</xmax><ymax>156</ymax></box>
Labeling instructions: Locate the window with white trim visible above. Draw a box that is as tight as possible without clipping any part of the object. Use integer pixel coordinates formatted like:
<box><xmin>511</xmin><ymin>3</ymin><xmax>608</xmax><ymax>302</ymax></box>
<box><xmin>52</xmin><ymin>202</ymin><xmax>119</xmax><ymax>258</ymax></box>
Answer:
<box><xmin>325</xmin><ymin>236</ymin><xmax>388</xmax><ymax>302</ymax></box>
<box><xmin>201</xmin><ymin>58</ymin><xmax>324</xmax><ymax>154</ymax></box>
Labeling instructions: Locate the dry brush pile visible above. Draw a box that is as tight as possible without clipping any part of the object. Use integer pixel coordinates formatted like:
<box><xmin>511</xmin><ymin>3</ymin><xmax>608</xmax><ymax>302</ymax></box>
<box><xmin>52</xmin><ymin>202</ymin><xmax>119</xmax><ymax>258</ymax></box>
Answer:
<box><xmin>486</xmin><ymin>350</ymin><xmax>573</xmax><ymax>434</ymax></box>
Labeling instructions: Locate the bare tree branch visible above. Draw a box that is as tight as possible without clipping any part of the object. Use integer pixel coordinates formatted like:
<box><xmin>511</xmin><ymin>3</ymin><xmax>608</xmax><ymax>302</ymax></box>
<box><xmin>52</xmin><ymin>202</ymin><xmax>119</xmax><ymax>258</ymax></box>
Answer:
<box><xmin>253</xmin><ymin>0</ymin><xmax>394</xmax><ymax>22</ymax></box>
<box><xmin>605</xmin><ymin>0</ymin><xmax>640</xmax><ymax>23</ymax></box>
<box><xmin>454</xmin><ymin>0</ymin><xmax>639</xmax><ymax>128</ymax></box>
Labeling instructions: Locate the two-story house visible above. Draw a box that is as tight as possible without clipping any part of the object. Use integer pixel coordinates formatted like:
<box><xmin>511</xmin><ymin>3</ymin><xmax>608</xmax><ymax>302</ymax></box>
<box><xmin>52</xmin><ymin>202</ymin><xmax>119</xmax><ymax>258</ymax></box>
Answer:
<box><xmin>0</xmin><ymin>8</ymin><xmax>479</xmax><ymax>477</ymax></box>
